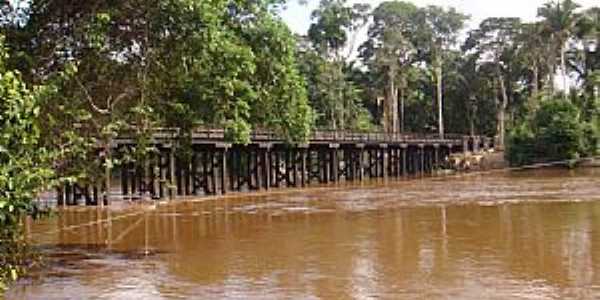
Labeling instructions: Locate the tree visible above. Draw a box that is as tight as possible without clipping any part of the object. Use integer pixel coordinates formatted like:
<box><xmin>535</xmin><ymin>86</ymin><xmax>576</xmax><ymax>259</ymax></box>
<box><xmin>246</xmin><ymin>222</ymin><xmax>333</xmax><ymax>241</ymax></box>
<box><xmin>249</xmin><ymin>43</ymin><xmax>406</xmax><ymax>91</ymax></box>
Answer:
<box><xmin>308</xmin><ymin>0</ymin><xmax>370</xmax><ymax>61</ymax></box>
<box><xmin>517</xmin><ymin>22</ymin><xmax>549</xmax><ymax>103</ymax></box>
<box><xmin>507</xmin><ymin>99</ymin><xmax>589</xmax><ymax>166</ymax></box>
<box><xmin>538</xmin><ymin>0</ymin><xmax>582</xmax><ymax>101</ymax></box>
<box><xmin>304</xmin><ymin>0</ymin><xmax>371</xmax><ymax>131</ymax></box>
<box><xmin>360</xmin><ymin>1</ymin><xmax>419</xmax><ymax>133</ymax></box>
<box><xmin>0</xmin><ymin>35</ymin><xmax>53</xmax><ymax>292</ymax></box>
<box><xmin>3</xmin><ymin>0</ymin><xmax>313</xmax><ymax>173</ymax></box>
<box><xmin>464</xmin><ymin>17</ymin><xmax>522</xmax><ymax>149</ymax></box>
<box><xmin>415</xmin><ymin>6</ymin><xmax>468</xmax><ymax>138</ymax></box>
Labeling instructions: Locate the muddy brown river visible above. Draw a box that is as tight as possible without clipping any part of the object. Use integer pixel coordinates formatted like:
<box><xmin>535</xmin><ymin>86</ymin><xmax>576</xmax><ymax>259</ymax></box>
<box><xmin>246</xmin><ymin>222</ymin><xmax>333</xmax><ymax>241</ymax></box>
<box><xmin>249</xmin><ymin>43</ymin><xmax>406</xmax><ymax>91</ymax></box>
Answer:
<box><xmin>6</xmin><ymin>168</ymin><xmax>600</xmax><ymax>299</ymax></box>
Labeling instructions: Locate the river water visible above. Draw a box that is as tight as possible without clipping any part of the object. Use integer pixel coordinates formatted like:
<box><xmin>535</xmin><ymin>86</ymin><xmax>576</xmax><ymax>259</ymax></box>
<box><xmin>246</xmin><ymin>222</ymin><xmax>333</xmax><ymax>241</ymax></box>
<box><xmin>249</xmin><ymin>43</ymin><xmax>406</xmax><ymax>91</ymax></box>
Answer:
<box><xmin>7</xmin><ymin>168</ymin><xmax>600</xmax><ymax>299</ymax></box>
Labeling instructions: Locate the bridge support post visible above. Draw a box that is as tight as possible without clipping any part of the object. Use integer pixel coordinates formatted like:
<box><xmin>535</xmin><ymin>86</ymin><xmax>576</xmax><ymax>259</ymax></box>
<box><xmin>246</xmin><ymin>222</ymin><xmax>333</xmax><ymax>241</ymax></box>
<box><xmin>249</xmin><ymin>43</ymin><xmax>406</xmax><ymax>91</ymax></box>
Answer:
<box><xmin>259</xmin><ymin>144</ymin><xmax>270</xmax><ymax>191</ymax></box>
<box><xmin>381</xmin><ymin>144</ymin><xmax>388</xmax><ymax>179</ymax></box>
<box><xmin>300</xmin><ymin>146</ymin><xmax>307</xmax><ymax>187</ymax></box>
<box><xmin>130</xmin><ymin>162</ymin><xmax>137</xmax><ymax>199</ymax></box>
<box><xmin>419</xmin><ymin>144</ymin><xmax>425</xmax><ymax>176</ymax></box>
<box><xmin>229</xmin><ymin>148</ymin><xmax>237</xmax><ymax>191</ymax></box>
<box><xmin>247</xmin><ymin>149</ymin><xmax>254</xmax><ymax>190</ymax></box>
<box><xmin>239</xmin><ymin>149</ymin><xmax>246</xmax><ymax>191</ymax></box>
<box><xmin>393</xmin><ymin>148</ymin><xmax>400</xmax><ymax>177</ymax></box>
<box><xmin>396</xmin><ymin>148</ymin><xmax>402</xmax><ymax>177</ymax></box>
<box><xmin>65</xmin><ymin>183</ymin><xmax>73</xmax><ymax>206</ymax></box>
<box><xmin>190</xmin><ymin>152</ymin><xmax>198</xmax><ymax>195</ymax></box>
<box><xmin>434</xmin><ymin>144</ymin><xmax>440</xmax><ymax>172</ymax></box>
<box><xmin>290</xmin><ymin>149</ymin><xmax>298</xmax><ymax>187</ymax></box>
<box><xmin>330</xmin><ymin>144</ymin><xmax>339</xmax><ymax>183</ymax></box>
<box><xmin>206</xmin><ymin>151</ymin><xmax>214</xmax><ymax>195</ymax></box>
<box><xmin>252</xmin><ymin>149</ymin><xmax>260</xmax><ymax>191</ymax></box>
<box><xmin>401</xmin><ymin>144</ymin><xmax>408</xmax><ymax>177</ymax></box>
<box><xmin>274</xmin><ymin>150</ymin><xmax>281</xmax><ymax>188</ymax></box>
<box><xmin>56</xmin><ymin>187</ymin><xmax>65</xmax><ymax>207</ymax></box>
<box><xmin>92</xmin><ymin>186</ymin><xmax>99</xmax><ymax>206</ymax></box>
<box><xmin>374</xmin><ymin>149</ymin><xmax>380</xmax><ymax>178</ymax></box>
<box><xmin>121</xmin><ymin>160</ymin><xmax>129</xmax><ymax>201</ymax></box>
<box><xmin>152</xmin><ymin>152</ymin><xmax>160</xmax><ymax>198</ymax></box>
<box><xmin>158</xmin><ymin>150</ymin><xmax>167</xmax><ymax>198</ymax></box>
<box><xmin>169</xmin><ymin>146</ymin><xmax>176</xmax><ymax>200</ymax></box>
<box><xmin>357</xmin><ymin>145</ymin><xmax>365</xmax><ymax>181</ymax></box>
<box><xmin>379</xmin><ymin>148</ymin><xmax>385</xmax><ymax>178</ymax></box>
<box><xmin>180</xmin><ymin>160</ymin><xmax>188</xmax><ymax>195</ymax></box>
<box><xmin>320</xmin><ymin>149</ymin><xmax>328</xmax><ymax>183</ymax></box>
<box><xmin>175</xmin><ymin>155</ymin><xmax>183</xmax><ymax>196</ymax></box>
<box><xmin>366</xmin><ymin>149</ymin><xmax>372</xmax><ymax>178</ymax></box>
<box><xmin>219</xmin><ymin>145</ymin><xmax>229</xmax><ymax>195</ymax></box>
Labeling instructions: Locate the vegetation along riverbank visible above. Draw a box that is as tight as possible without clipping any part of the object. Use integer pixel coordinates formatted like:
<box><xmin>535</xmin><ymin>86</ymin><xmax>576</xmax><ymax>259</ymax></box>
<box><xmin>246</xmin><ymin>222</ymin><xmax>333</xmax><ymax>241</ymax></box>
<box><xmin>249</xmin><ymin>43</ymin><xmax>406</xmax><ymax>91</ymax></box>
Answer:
<box><xmin>1</xmin><ymin>0</ymin><xmax>599</xmax><ymax>293</ymax></box>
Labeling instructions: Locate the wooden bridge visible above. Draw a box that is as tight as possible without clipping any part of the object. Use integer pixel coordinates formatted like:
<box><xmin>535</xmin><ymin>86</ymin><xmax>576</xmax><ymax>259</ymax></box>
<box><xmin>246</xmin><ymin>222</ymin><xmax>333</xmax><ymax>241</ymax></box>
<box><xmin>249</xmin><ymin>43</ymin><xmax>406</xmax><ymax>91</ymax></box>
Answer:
<box><xmin>56</xmin><ymin>129</ymin><xmax>493</xmax><ymax>206</ymax></box>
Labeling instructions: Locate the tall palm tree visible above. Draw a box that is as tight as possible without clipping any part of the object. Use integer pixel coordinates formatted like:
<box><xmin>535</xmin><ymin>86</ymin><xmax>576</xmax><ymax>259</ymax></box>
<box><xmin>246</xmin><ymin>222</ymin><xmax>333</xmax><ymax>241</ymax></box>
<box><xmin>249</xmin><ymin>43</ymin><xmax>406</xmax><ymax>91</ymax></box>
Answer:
<box><xmin>537</xmin><ymin>0</ymin><xmax>581</xmax><ymax>101</ymax></box>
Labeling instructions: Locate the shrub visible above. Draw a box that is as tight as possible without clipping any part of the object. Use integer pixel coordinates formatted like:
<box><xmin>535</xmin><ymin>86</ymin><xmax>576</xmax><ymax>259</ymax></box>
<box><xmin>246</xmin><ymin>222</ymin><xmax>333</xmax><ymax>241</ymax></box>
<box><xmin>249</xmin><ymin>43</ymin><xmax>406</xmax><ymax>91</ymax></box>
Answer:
<box><xmin>506</xmin><ymin>123</ymin><xmax>537</xmax><ymax>166</ymax></box>
<box><xmin>507</xmin><ymin>99</ymin><xmax>593</xmax><ymax>166</ymax></box>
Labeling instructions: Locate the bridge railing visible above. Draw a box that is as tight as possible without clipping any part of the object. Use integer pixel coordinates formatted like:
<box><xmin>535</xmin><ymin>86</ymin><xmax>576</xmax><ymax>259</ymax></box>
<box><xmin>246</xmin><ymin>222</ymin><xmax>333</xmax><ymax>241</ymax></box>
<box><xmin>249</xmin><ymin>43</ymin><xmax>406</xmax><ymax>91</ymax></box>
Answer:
<box><xmin>116</xmin><ymin>126</ymin><xmax>475</xmax><ymax>144</ymax></box>
<box><xmin>308</xmin><ymin>130</ymin><xmax>462</xmax><ymax>143</ymax></box>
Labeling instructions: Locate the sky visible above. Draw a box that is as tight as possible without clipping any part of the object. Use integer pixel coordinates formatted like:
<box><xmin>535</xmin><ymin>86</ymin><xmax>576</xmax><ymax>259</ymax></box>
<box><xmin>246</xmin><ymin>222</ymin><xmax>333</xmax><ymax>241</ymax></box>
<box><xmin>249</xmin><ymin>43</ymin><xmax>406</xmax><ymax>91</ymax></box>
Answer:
<box><xmin>279</xmin><ymin>0</ymin><xmax>598</xmax><ymax>89</ymax></box>
<box><xmin>280</xmin><ymin>0</ymin><xmax>598</xmax><ymax>35</ymax></box>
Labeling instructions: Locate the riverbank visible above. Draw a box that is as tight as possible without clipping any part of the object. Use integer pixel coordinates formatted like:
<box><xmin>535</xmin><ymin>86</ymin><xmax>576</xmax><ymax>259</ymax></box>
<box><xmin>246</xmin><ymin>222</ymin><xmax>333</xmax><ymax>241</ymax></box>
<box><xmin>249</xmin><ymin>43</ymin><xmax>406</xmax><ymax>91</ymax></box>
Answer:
<box><xmin>448</xmin><ymin>150</ymin><xmax>508</xmax><ymax>171</ymax></box>
<box><xmin>579</xmin><ymin>157</ymin><xmax>600</xmax><ymax>168</ymax></box>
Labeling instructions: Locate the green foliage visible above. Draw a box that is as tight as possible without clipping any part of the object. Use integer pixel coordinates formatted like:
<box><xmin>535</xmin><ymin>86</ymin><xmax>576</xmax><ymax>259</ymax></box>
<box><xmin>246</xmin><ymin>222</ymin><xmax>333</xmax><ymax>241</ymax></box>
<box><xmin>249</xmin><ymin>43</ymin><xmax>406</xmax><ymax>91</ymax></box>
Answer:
<box><xmin>308</xmin><ymin>0</ymin><xmax>354</xmax><ymax>56</ymax></box>
<box><xmin>308</xmin><ymin>0</ymin><xmax>370</xmax><ymax>59</ymax></box>
<box><xmin>583</xmin><ymin>120</ymin><xmax>600</xmax><ymax>155</ymax></box>
<box><xmin>299</xmin><ymin>0</ymin><xmax>374</xmax><ymax>132</ymax></box>
<box><xmin>507</xmin><ymin>99</ymin><xmax>596</xmax><ymax>166</ymax></box>
<box><xmin>506</xmin><ymin>123</ymin><xmax>537</xmax><ymax>166</ymax></box>
<box><xmin>533</xmin><ymin>100</ymin><xmax>587</xmax><ymax>161</ymax></box>
<box><xmin>0</xmin><ymin>36</ymin><xmax>52</xmax><ymax>292</ymax></box>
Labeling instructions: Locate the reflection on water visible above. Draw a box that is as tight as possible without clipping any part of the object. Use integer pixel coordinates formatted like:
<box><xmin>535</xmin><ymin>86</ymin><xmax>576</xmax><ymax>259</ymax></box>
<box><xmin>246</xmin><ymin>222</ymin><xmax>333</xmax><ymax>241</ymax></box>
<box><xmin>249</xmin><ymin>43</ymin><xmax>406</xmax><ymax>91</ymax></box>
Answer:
<box><xmin>7</xmin><ymin>168</ymin><xmax>600</xmax><ymax>299</ymax></box>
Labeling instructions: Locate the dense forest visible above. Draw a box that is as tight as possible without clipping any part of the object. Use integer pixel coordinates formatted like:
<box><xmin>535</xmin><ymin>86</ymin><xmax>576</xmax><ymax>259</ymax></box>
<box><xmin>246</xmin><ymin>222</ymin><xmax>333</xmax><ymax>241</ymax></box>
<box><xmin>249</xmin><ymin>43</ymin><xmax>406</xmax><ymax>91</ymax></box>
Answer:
<box><xmin>1</xmin><ymin>0</ymin><xmax>599</xmax><ymax>291</ymax></box>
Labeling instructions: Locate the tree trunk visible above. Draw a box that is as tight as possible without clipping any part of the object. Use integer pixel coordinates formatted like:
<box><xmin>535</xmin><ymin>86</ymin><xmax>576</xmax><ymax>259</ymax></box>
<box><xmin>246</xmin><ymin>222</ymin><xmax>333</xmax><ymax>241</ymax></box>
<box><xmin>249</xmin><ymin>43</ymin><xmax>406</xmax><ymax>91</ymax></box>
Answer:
<box><xmin>103</xmin><ymin>138</ymin><xmax>112</xmax><ymax>207</ymax></box>
<box><xmin>339</xmin><ymin>65</ymin><xmax>346</xmax><ymax>130</ymax></box>
<box><xmin>529</xmin><ymin>63</ymin><xmax>540</xmax><ymax>112</ymax></box>
<box><xmin>532</xmin><ymin>63</ymin><xmax>539</xmax><ymax>99</ymax></box>
<box><xmin>339</xmin><ymin>87</ymin><xmax>345</xmax><ymax>130</ymax></box>
<box><xmin>470</xmin><ymin>116</ymin><xmax>475</xmax><ymax>137</ymax></box>
<box><xmin>392</xmin><ymin>87</ymin><xmax>399</xmax><ymax>134</ymax></box>
<box><xmin>561</xmin><ymin>42</ymin><xmax>569</xmax><ymax>101</ymax></box>
<box><xmin>469</xmin><ymin>96</ymin><xmax>477</xmax><ymax>136</ymax></box>
<box><xmin>547</xmin><ymin>59</ymin><xmax>555</xmax><ymax>94</ymax></box>
<box><xmin>435</xmin><ymin>62</ymin><xmax>444</xmax><ymax>139</ymax></box>
<box><xmin>399</xmin><ymin>87</ymin><xmax>405</xmax><ymax>133</ymax></box>
<box><xmin>385</xmin><ymin>67</ymin><xmax>398</xmax><ymax>133</ymax></box>
<box><xmin>331</xmin><ymin>107</ymin><xmax>337</xmax><ymax>131</ymax></box>
<box><xmin>497</xmin><ymin>76</ymin><xmax>509</xmax><ymax>150</ymax></box>
<box><xmin>469</xmin><ymin>96</ymin><xmax>476</xmax><ymax>137</ymax></box>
